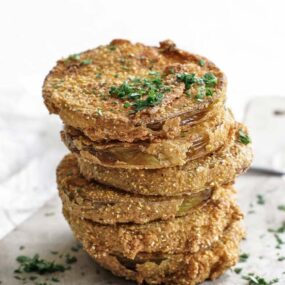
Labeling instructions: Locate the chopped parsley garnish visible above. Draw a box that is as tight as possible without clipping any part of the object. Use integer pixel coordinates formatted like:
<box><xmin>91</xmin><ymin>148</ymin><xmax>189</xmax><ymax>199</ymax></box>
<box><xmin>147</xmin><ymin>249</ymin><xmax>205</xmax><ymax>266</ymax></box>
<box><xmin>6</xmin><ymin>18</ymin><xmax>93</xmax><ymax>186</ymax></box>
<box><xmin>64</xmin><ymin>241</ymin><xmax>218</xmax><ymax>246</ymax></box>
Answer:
<box><xmin>176</xmin><ymin>73</ymin><xmax>197</xmax><ymax>90</ymax></box>
<box><xmin>80</xmin><ymin>59</ymin><xmax>92</xmax><ymax>65</ymax></box>
<box><xmin>201</xmin><ymin>72</ymin><xmax>218</xmax><ymax>87</ymax></box>
<box><xmin>67</xmin><ymin>54</ymin><xmax>80</xmax><ymax>61</ymax></box>
<box><xmin>278</xmin><ymin>256</ymin><xmax>285</xmax><ymax>261</ymax></box>
<box><xmin>96</xmin><ymin>108</ymin><xmax>103</xmax><ymax>116</ymax></box>
<box><xmin>108</xmin><ymin>45</ymin><xmax>116</xmax><ymax>51</ymax></box>
<box><xmin>109</xmin><ymin>72</ymin><xmax>171</xmax><ymax>112</ymax></box>
<box><xmin>198</xmin><ymin>59</ymin><xmax>205</xmax><ymax>66</ymax></box>
<box><xmin>239</xmin><ymin>129</ymin><xmax>251</xmax><ymax>145</ymax></box>
<box><xmin>176</xmin><ymin>72</ymin><xmax>217</xmax><ymax>101</ymax></box>
<box><xmin>239</xmin><ymin>253</ymin><xmax>250</xmax><ymax>263</ymax></box>
<box><xmin>257</xmin><ymin>194</ymin><xmax>265</xmax><ymax>205</ymax></box>
<box><xmin>15</xmin><ymin>255</ymin><xmax>66</xmax><ymax>274</ymax></box>
<box><xmin>65</xmin><ymin>54</ymin><xmax>92</xmax><ymax>65</ymax></box>
<box><xmin>242</xmin><ymin>273</ymin><xmax>278</xmax><ymax>285</ymax></box>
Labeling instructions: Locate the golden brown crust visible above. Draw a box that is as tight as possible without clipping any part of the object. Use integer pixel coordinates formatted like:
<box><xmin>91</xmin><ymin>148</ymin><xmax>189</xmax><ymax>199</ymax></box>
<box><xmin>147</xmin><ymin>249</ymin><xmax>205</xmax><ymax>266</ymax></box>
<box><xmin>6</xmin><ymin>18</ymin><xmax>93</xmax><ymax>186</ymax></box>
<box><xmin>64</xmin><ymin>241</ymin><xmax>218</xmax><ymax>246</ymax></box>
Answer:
<box><xmin>62</xmin><ymin>185</ymin><xmax>242</xmax><ymax>259</ymax></box>
<box><xmin>43</xmin><ymin>39</ymin><xmax>227</xmax><ymax>142</ymax></box>
<box><xmin>78</xmin><ymin>124</ymin><xmax>253</xmax><ymax>196</ymax></box>
<box><xmin>92</xmin><ymin>221</ymin><xmax>244</xmax><ymax>285</ymax></box>
<box><xmin>57</xmin><ymin>154</ymin><xmax>213</xmax><ymax>224</ymax></box>
<box><xmin>61</xmin><ymin>108</ymin><xmax>234</xmax><ymax>169</ymax></box>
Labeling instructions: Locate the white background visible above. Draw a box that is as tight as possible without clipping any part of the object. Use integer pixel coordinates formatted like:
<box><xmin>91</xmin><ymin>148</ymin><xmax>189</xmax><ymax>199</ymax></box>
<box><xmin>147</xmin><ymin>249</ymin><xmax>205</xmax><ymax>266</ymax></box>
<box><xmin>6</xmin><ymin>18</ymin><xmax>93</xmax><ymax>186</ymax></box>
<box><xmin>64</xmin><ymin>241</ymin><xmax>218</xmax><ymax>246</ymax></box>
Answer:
<box><xmin>0</xmin><ymin>0</ymin><xmax>284</xmax><ymax>239</ymax></box>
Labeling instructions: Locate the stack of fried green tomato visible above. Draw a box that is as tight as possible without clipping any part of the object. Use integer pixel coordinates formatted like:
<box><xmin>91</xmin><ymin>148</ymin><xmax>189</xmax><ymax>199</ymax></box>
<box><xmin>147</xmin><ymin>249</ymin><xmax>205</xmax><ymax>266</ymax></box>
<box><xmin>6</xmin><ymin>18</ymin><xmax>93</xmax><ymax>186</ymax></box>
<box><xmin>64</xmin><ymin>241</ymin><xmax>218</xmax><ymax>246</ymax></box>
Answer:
<box><xmin>43</xmin><ymin>39</ymin><xmax>252</xmax><ymax>285</ymax></box>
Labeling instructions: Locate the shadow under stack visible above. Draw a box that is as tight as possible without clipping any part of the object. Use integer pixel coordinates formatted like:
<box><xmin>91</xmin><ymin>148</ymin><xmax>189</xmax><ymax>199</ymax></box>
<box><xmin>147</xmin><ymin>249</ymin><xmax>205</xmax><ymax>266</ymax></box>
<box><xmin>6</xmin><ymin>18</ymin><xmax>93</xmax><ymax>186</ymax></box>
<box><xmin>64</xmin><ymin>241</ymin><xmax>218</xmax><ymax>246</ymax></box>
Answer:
<box><xmin>42</xmin><ymin>39</ymin><xmax>252</xmax><ymax>285</ymax></box>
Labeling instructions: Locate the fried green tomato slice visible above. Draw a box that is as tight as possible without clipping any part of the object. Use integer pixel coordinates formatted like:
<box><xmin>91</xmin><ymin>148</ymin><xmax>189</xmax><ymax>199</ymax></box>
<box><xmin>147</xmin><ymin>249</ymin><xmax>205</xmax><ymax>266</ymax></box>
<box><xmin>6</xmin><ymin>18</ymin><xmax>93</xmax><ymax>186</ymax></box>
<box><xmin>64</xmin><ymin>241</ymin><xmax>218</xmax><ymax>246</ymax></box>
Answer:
<box><xmin>43</xmin><ymin>39</ymin><xmax>226</xmax><ymax>143</ymax></box>
<box><xmin>61</xmin><ymin>107</ymin><xmax>234</xmax><ymax>169</ymax></box>
<box><xmin>57</xmin><ymin>154</ymin><xmax>212</xmax><ymax>224</ymax></box>
<box><xmin>78</xmin><ymin>123</ymin><xmax>252</xmax><ymax>196</ymax></box>
<box><xmin>61</xmin><ymin>185</ymin><xmax>242</xmax><ymax>259</ymax></box>
<box><xmin>92</xmin><ymin>221</ymin><xmax>244</xmax><ymax>285</ymax></box>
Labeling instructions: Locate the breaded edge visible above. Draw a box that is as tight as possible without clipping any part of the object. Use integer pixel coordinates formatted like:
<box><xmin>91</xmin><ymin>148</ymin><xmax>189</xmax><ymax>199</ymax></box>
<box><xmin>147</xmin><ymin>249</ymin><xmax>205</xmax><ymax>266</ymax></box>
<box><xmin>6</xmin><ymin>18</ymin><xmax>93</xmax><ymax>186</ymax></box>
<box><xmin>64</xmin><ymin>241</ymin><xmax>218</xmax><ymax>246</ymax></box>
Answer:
<box><xmin>78</xmin><ymin>124</ymin><xmax>253</xmax><ymax>196</ymax></box>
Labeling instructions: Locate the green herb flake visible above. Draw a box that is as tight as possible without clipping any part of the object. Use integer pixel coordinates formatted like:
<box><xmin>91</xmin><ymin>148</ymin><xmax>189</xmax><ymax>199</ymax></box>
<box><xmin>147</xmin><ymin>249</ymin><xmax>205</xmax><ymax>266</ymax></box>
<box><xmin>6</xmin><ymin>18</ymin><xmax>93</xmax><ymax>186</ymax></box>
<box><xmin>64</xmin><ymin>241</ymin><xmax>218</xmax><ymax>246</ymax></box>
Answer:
<box><xmin>242</xmin><ymin>273</ymin><xmax>278</xmax><ymax>285</ymax></box>
<box><xmin>80</xmin><ymin>59</ymin><xmax>92</xmax><ymax>65</ymax></box>
<box><xmin>278</xmin><ymin>256</ymin><xmax>285</xmax><ymax>261</ymax></box>
<box><xmin>19</xmin><ymin>245</ymin><xmax>25</xmax><ymax>250</ymax></box>
<box><xmin>108</xmin><ymin>45</ymin><xmax>116</xmax><ymax>51</ymax></box>
<box><xmin>65</xmin><ymin>254</ymin><xmax>77</xmax><ymax>264</ymax></box>
<box><xmin>239</xmin><ymin>253</ymin><xmax>249</xmax><ymax>263</ymax></box>
<box><xmin>278</xmin><ymin>205</ymin><xmax>285</xmax><ymax>211</ymax></box>
<box><xmin>71</xmin><ymin>244</ymin><xmax>82</xmax><ymax>252</ymax></box>
<box><xmin>239</xmin><ymin>129</ymin><xmax>251</xmax><ymax>145</ymax></box>
<box><xmin>198</xmin><ymin>59</ymin><xmax>205</xmax><ymax>67</ymax></box>
<box><xmin>51</xmin><ymin>277</ymin><xmax>60</xmax><ymax>282</ymax></box>
<box><xmin>96</xmin><ymin>108</ymin><xmax>103</xmax><ymax>116</ymax></box>
<box><xmin>123</xmin><ymin>102</ymin><xmax>131</xmax><ymax>108</ymax></box>
<box><xmin>269</xmin><ymin>222</ymin><xmax>285</xmax><ymax>234</ymax></box>
<box><xmin>176</xmin><ymin>73</ymin><xmax>197</xmax><ymax>90</ymax></box>
<box><xmin>109</xmin><ymin>73</ymin><xmax>171</xmax><ymax>112</ymax></box>
<box><xmin>234</xmin><ymin>267</ymin><xmax>242</xmax><ymax>274</ymax></box>
<box><xmin>201</xmin><ymin>72</ymin><xmax>218</xmax><ymax>87</ymax></box>
<box><xmin>274</xmin><ymin>233</ymin><xmax>284</xmax><ymax>249</ymax></box>
<box><xmin>257</xmin><ymin>194</ymin><xmax>265</xmax><ymax>205</ymax></box>
<box><xmin>67</xmin><ymin>54</ymin><xmax>80</xmax><ymax>61</ymax></box>
<box><xmin>15</xmin><ymin>254</ymin><xmax>66</xmax><ymax>274</ymax></box>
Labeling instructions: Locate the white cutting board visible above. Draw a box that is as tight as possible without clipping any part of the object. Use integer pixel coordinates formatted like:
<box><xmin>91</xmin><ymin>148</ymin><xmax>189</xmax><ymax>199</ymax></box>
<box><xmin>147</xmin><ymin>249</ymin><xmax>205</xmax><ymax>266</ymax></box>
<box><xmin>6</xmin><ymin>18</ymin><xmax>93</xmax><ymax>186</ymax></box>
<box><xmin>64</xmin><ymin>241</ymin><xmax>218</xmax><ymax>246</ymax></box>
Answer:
<box><xmin>1</xmin><ymin>97</ymin><xmax>285</xmax><ymax>285</ymax></box>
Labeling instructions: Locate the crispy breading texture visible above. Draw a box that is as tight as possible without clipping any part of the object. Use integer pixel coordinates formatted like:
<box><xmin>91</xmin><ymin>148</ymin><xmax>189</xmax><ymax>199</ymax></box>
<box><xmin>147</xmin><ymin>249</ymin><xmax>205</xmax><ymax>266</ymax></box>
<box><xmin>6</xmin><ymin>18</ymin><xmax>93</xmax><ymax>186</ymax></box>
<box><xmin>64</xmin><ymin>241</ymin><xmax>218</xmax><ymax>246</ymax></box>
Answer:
<box><xmin>92</xmin><ymin>221</ymin><xmax>244</xmax><ymax>285</ymax></box>
<box><xmin>61</xmin><ymin>108</ymin><xmax>234</xmax><ymax>169</ymax></box>
<box><xmin>61</xmin><ymin>185</ymin><xmax>242</xmax><ymax>259</ymax></box>
<box><xmin>78</xmin><ymin>124</ymin><xmax>252</xmax><ymax>196</ymax></box>
<box><xmin>43</xmin><ymin>39</ymin><xmax>227</xmax><ymax>142</ymax></box>
<box><xmin>57</xmin><ymin>154</ymin><xmax>214</xmax><ymax>224</ymax></box>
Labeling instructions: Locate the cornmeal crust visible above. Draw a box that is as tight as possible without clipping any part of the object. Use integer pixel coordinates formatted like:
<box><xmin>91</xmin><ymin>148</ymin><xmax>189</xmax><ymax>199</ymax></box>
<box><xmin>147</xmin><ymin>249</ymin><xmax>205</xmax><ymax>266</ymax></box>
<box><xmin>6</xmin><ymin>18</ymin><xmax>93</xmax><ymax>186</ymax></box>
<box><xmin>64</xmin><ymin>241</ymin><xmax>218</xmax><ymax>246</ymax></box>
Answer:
<box><xmin>57</xmin><ymin>154</ymin><xmax>215</xmax><ymax>224</ymax></box>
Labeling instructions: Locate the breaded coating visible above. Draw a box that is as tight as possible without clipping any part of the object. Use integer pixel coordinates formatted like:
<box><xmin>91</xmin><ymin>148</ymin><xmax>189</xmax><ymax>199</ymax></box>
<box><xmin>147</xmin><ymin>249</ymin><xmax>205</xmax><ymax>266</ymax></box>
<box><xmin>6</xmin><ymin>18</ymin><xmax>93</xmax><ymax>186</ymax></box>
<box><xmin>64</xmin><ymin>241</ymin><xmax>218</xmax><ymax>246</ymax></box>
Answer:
<box><xmin>92</xmin><ymin>221</ymin><xmax>244</xmax><ymax>285</ymax></box>
<box><xmin>61</xmin><ymin>108</ymin><xmax>234</xmax><ymax>169</ymax></box>
<box><xmin>78</xmin><ymin>124</ymin><xmax>252</xmax><ymax>196</ymax></box>
<box><xmin>57</xmin><ymin>154</ymin><xmax>213</xmax><ymax>224</ymax></box>
<box><xmin>43</xmin><ymin>39</ymin><xmax>227</xmax><ymax>142</ymax></box>
<box><xmin>62</xmin><ymin>186</ymin><xmax>242</xmax><ymax>259</ymax></box>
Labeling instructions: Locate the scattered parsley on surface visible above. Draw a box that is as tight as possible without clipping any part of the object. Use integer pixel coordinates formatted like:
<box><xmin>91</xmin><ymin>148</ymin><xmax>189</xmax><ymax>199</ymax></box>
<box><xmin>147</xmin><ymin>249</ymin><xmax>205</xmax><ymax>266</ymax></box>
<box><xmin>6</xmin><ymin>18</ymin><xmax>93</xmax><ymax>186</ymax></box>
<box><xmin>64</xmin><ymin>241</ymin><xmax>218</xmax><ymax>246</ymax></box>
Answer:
<box><xmin>269</xmin><ymin>221</ymin><xmax>285</xmax><ymax>234</ymax></box>
<box><xmin>234</xmin><ymin>267</ymin><xmax>243</xmax><ymax>274</ymax></box>
<box><xmin>278</xmin><ymin>205</ymin><xmax>285</xmax><ymax>211</ymax></box>
<box><xmin>239</xmin><ymin>253</ymin><xmax>250</xmax><ymax>263</ymax></box>
<box><xmin>274</xmin><ymin>233</ymin><xmax>284</xmax><ymax>249</ymax></box>
<box><xmin>257</xmin><ymin>195</ymin><xmax>265</xmax><ymax>205</ymax></box>
<box><xmin>65</xmin><ymin>254</ymin><xmax>77</xmax><ymax>264</ymax></box>
<box><xmin>242</xmin><ymin>273</ymin><xmax>278</xmax><ymax>285</ymax></box>
<box><xmin>15</xmin><ymin>254</ymin><xmax>66</xmax><ymax>274</ymax></box>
